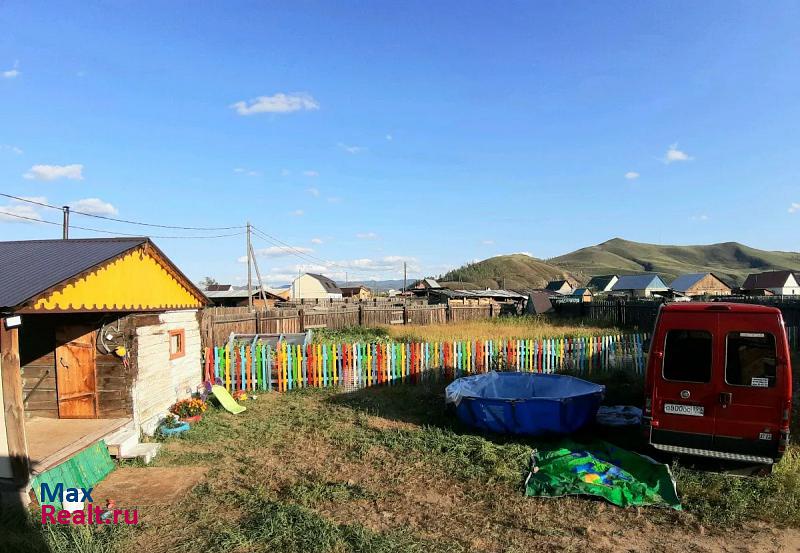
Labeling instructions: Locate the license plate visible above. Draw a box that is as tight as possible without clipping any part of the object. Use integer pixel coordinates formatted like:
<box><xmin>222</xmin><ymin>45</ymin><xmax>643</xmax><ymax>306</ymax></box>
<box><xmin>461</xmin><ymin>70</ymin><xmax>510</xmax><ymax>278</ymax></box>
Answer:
<box><xmin>759</xmin><ymin>432</ymin><xmax>773</xmax><ymax>440</ymax></box>
<box><xmin>664</xmin><ymin>403</ymin><xmax>704</xmax><ymax>417</ymax></box>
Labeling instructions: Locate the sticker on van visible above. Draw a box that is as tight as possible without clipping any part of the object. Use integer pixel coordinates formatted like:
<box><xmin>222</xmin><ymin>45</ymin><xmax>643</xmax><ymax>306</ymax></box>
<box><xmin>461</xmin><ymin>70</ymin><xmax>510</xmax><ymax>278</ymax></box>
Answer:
<box><xmin>740</xmin><ymin>332</ymin><xmax>765</xmax><ymax>338</ymax></box>
<box><xmin>751</xmin><ymin>377</ymin><xmax>769</xmax><ymax>387</ymax></box>
<box><xmin>664</xmin><ymin>403</ymin><xmax>704</xmax><ymax>416</ymax></box>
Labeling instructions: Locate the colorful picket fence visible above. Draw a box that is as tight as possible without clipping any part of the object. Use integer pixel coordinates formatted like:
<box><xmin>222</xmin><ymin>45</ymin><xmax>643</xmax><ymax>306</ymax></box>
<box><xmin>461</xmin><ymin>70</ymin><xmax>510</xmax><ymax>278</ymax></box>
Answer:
<box><xmin>203</xmin><ymin>333</ymin><xmax>649</xmax><ymax>393</ymax></box>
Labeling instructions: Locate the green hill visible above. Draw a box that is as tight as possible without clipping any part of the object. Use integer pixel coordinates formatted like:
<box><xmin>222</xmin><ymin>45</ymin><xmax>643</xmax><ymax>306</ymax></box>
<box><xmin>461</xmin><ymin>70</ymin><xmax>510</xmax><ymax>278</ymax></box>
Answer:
<box><xmin>549</xmin><ymin>238</ymin><xmax>800</xmax><ymax>286</ymax></box>
<box><xmin>439</xmin><ymin>254</ymin><xmax>577</xmax><ymax>289</ymax></box>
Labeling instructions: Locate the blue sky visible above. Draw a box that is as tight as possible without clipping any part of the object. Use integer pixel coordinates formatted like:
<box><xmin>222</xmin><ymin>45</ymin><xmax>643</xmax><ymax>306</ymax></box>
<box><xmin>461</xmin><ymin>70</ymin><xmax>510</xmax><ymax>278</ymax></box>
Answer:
<box><xmin>1</xmin><ymin>1</ymin><xmax>798</xmax><ymax>285</ymax></box>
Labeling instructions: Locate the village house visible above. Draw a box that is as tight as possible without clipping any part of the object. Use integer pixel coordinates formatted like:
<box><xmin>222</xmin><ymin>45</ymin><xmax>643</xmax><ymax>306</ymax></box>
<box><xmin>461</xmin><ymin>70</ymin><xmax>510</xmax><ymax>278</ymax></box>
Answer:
<box><xmin>610</xmin><ymin>274</ymin><xmax>670</xmax><ymax>298</ymax></box>
<box><xmin>290</xmin><ymin>273</ymin><xmax>343</xmax><ymax>300</ymax></box>
<box><xmin>669</xmin><ymin>273</ymin><xmax>732</xmax><ymax>297</ymax></box>
<box><xmin>0</xmin><ymin>237</ymin><xmax>207</xmax><ymax>502</ymax></box>
<box><xmin>741</xmin><ymin>270</ymin><xmax>800</xmax><ymax>296</ymax></box>
<box><xmin>340</xmin><ymin>285</ymin><xmax>372</xmax><ymax>300</ymax></box>
<box><xmin>571</xmin><ymin>287</ymin><xmax>593</xmax><ymax>302</ymax></box>
<box><xmin>585</xmin><ymin>275</ymin><xmax>619</xmax><ymax>293</ymax></box>
<box><xmin>545</xmin><ymin>280</ymin><xmax>573</xmax><ymax>295</ymax></box>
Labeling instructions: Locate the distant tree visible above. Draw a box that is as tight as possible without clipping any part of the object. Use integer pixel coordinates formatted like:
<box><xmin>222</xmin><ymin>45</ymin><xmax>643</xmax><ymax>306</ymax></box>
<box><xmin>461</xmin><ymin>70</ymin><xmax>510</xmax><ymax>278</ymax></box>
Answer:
<box><xmin>199</xmin><ymin>276</ymin><xmax>219</xmax><ymax>289</ymax></box>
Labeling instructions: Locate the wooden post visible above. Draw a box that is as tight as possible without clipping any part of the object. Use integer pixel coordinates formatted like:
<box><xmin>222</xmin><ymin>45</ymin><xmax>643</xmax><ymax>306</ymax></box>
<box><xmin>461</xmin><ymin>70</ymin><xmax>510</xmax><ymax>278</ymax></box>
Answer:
<box><xmin>1</xmin><ymin>320</ymin><xmax>29</xmax><ymax>485</ymax></box>
<box><xmin>298</xmin><ymin>309</ymin><xmax>305</xmax><ymax>332</ymax></box>
<box><xmin>402</xmin><ymin>305</ymin><xmax>408</xmax><ymax>325</ymax></box>
<box><xmin>358</xmin><ymin>305</ymin><xmax>363</xmax><ymax>326</ymax></box>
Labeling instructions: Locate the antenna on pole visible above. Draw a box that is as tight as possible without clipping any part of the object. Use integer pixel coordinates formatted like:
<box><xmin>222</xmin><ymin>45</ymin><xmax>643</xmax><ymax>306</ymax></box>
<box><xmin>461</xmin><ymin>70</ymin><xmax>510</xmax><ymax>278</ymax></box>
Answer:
<box><xmin>246</xmin><ymin>222</ymin><xmax>252</xmax><ymax>310</ymax></box>
<box><xmin>62</xmin><ymin>206</ymin><xmax>70</xmax><ymax>239</ymax></box>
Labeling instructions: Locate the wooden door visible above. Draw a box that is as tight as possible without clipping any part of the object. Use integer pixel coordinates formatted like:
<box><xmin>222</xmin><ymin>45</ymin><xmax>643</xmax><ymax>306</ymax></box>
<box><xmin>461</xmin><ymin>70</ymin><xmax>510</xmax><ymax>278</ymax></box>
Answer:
<box><xmin>55</xmin><ymin>325</ymin><xmax>98</xmax><ymax>418</ymax></box>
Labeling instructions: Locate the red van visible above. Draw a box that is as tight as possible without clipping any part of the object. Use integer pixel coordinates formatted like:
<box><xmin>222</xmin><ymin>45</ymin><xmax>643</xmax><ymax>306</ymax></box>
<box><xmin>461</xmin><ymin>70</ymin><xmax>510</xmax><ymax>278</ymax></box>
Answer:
<box><xmin>643</xmin><ymin>303</ymin><xmax>792</xmax><ymax>465</ymax></box>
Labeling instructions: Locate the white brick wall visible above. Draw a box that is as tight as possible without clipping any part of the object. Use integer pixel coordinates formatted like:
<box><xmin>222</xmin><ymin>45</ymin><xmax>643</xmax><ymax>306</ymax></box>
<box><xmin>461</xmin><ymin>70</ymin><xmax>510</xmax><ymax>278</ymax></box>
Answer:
<box><xmin>131</xmin><ymin>310</ymin><xmax>202</xmax><ymax>435</ymax></box>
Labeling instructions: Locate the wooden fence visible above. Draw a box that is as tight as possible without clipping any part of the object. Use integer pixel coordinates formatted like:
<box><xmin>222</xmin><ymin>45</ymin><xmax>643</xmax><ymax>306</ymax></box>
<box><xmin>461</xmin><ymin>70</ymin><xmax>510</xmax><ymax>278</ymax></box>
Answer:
<box><xmin>553</xmin><ymin>298</ymin><xmax>800</xmax><ymax>351</ymax></box>
<box><xmin>201</xmin><ymin>304</ymin><xmax>497</xmax><ymax>348</ymax></box>
<box><xmin>202</xmin><ymin>332</ymin><xmax>649</xmax><ymax>393</ymax></box>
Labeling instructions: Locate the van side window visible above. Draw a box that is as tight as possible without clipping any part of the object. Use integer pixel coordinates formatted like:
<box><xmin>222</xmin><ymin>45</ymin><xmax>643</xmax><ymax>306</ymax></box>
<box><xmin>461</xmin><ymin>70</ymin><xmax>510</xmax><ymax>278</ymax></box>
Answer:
<box><xmin>663</xmin><ymin>330</ymin><xmax>712</xmax><ymax>383</ymax></box>
<box><xmin>725</xmin><ymin>332</ymin><xmax>776</xmax><ymax>388</ymax></box>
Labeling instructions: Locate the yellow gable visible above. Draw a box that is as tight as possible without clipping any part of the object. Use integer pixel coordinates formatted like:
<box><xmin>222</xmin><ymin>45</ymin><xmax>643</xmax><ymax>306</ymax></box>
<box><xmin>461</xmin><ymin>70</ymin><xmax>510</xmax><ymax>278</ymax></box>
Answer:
<box><xmin>30</xmin><ymin>247</ymin><xmax>205</xmax><ymax>312</ymax></box>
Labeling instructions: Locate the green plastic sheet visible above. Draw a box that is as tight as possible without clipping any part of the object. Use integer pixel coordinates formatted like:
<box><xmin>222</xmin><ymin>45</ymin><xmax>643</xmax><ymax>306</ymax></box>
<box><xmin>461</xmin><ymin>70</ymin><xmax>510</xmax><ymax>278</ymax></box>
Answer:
<box><xmin>524</xmin><ymin>439</ymin><xmax>681</xmax><ymax>509</ymax></box>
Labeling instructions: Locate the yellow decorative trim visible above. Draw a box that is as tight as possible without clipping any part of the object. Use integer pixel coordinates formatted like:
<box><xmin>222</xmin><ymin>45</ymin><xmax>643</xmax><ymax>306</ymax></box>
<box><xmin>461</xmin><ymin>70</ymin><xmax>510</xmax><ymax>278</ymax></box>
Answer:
<box><xmin>32</xmin><ymin>247</ymin><xmax>204</xmax><ymax>311</ymax></box>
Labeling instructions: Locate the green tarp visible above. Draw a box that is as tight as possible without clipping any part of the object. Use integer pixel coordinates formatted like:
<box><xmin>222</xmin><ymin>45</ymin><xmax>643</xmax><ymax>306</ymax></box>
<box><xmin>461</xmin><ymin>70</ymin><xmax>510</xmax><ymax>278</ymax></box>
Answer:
<box><xmin>32</xmin><ymin>440</ymin><xmax>116</xmax><ymax>510</ymax></box>
<box><xmin>524</xmin><ymin>439</ymin><xmax>681</xmax><ymax>509</ymax></box>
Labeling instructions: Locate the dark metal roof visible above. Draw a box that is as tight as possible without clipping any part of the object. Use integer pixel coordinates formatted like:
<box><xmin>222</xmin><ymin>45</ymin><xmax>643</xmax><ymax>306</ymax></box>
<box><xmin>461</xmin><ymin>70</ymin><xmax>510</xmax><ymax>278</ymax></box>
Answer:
<box><xmin>545</xmin><ymin>280</ymin><xmax>570</xmax><ymax>291</ymax></box>
<box><xmin>586</xmin><ymin>275</ymin><xmax>618</xmax><ymax>291</ymax></box>
<box><xmin>305</xmin><ymin>273</ymin><xmax>342</xmax><ymax>293</ymax></box>
<box><xmin>742</xmin><ymin>270</ymin><xmax>798</xmax><ymax>290</ymax></box>
<box><xmin>0</xmin><ymin>237</ymin><xmax>148</xmax><ymax>310</ymax></box>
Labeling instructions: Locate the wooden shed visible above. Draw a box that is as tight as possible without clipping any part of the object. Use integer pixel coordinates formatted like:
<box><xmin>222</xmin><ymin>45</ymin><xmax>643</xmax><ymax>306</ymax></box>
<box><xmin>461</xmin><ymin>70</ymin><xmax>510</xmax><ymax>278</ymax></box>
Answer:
<box><xmin>0</xmin><ymin>237</ymin><xmax>207</xmax><ymax>501</ymax></box>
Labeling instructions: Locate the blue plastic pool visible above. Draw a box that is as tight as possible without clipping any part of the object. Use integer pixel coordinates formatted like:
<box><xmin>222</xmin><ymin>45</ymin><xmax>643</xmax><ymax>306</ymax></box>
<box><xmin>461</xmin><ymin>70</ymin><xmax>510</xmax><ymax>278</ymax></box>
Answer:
<box><xmin>445</xmin><ymin>372</ymin><xmax>605</xmax><ymax>436</ymax></box>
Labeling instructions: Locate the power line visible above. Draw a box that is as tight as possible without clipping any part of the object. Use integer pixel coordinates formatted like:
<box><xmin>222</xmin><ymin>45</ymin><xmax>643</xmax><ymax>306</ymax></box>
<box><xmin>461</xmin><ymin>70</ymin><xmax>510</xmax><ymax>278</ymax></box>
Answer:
<box><xmin>0</xmin><ymin>192</ymin><xmax>245</xmax><ymax>231</ymax></box>
<box><xmin>0</xmin><ymin>210</ymin><xmax>245</xmax><ymax>239</ymax></box>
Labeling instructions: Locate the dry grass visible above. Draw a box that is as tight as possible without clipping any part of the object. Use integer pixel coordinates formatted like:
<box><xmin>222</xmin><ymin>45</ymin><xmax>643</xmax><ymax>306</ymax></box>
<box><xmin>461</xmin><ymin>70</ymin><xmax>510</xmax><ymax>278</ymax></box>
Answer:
<box><xmin>386</xmin><ymin>315</ymin><xmax>619</xmax><ymax>343</ymax></box>
<box><xmin>8</xmin><ymin>379</ymin><xmax>800</xmax><ymax>553</ymax></box>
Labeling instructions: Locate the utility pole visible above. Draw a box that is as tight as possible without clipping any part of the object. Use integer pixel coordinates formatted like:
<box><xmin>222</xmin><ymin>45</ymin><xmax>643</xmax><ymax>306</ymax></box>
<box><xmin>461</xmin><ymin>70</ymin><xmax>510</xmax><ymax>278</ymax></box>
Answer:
<box><xmin>249</xmin><ymin>241</ymin><xmax>267</xmax><ymax>306</ymax></box>
<box><xmin>345</xmin><ymin>272</ymin><xmax>348</xmax><ymax>286</ymax></box>
<box><xmin>62</xmin><ymin>206</ymin><xmax>70</xmax><ymax>239</ymax></box>
<box><xmin>246</xmin><ymin>222</ymin><xmax>252</xmax><ymax>310</ymax></box>
<box><xmin>403</xmin><ymin>262</ymin><xmax>407</xmax><ymax>293</ymax></box>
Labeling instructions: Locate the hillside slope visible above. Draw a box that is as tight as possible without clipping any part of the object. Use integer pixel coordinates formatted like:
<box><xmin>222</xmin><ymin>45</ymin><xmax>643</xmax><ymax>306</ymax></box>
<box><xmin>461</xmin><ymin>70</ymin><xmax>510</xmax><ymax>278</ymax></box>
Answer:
<box><xmin>439</xmin><ymin>254</ymin><xmax>576</xmax><ymax>289</ymax></box>
<box><xmin>550</xmin><ymin>238</ymin><xmax>800</xmax><ymax>285</ymax></box>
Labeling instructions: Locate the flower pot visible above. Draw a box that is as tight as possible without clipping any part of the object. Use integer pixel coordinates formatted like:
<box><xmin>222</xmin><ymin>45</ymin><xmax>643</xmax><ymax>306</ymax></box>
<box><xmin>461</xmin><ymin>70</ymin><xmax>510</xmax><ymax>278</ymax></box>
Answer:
<box><xmin>181</xmin><ymin>414</ymin><xmax>203</xmax><ymax>424</ymax></box>
<box><xmin>159</xmin><ymin>421</ymin><xmax>190</xmax><ymax>436</ymax></box>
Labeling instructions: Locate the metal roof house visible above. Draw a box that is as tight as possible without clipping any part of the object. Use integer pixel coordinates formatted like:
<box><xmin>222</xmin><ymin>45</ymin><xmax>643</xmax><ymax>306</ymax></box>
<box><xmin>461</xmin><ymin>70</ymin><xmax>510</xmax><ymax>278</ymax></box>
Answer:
<box><xmin>586</xmin><ymin>275</ymin><xmax>619</xmax><ymax>293</ymax></box>
<box><xmin>741</xmin><ymin>270</ymin><xmax>800</xmax><ymax>296</ymax></box>
<box><xmin>290</xmin><ymin>273</ymin><xmax>343</xmax><ymax>300</ymax></box>
<box><xmin>669</xmin><ymin>273</ymin><xmax>732</xmax><ymax>297</ymax></box>
<box><xmin>0</xmin><ymin>238</ymin><xmax>208</xmax><ymax>503</ymax></box>
<box><xmin>611</xmin><ymin>274</ymin><xmax>669</xmax><ymax>298</ymax></box>
<box><xmin>545</xmin><ymin>280</ymin><xmax>573</xmax><ymax>295</ymax></box>
<box><xmin>571</xmin><ymin>287</ymin><xmax>593</xmax><ymax>302</ymax></box>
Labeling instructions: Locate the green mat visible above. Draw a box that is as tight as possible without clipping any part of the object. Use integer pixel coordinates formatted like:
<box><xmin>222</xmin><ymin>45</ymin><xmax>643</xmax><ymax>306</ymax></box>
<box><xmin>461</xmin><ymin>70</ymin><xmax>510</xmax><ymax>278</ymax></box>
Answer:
<box><xmin>212</xmin><ymin>385</ymin><xmax>247</xmax><ymax>414</ymax></box>
<box><xmin>525</xmin><ymin>439</ymin><xmax>681</xmax><ymax>509</ymax></box>
<box><xmin>31</xmin><ymin>440</ymin><xmax>115</xmax><ymax>510</ymax></box>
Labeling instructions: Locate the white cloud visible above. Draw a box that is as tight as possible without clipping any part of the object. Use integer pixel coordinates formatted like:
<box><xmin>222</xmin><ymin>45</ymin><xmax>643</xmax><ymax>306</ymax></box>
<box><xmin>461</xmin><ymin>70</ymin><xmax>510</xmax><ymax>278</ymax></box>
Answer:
<box><xmin>303</xmin><ymin>170</ymin><xmax>319</xmax><ymax>177</ymax></box>
<box><xmin>307</xmin><ymin>187</ymin><xmax>320</xmax><ymax>197</ymax></box>
<box><xmin>2</xmin><ymin>61</ymin><xmax>19</xmax><ymax>79</ymax></box>
<box><xmin>0</xmin><ymin>144</ymin><xmax>23</xmax><ymax>155</ymax></box>
<box><xmin>385</xmin><ymin>134</ymin><xmax>393</xmax><ymax>141</ymax></box>
<box><xmin>0</xmin><ymin>196</ymin><xmax>46</xmax><ymax>223</ymax></box>
<box><xmin>23</xmin><ymin>164</ymin><xmax>84</xmax><ymax>181</ymax></box>
<box><xmin>690</xmin><ymin>214</ymin><xmax>709</xmax><ymax>221</ymax></box>
<box><xmin>238</xmin><ymin>245</ymin><xmax>315</xmax><ymax>262</ymax></box>
<box><xmin>230</xmin><ymin>92</ymin><xmax>319</xmax><ymax>116</ymax></box>
<box><xmin>69</xmin><ymin>198</ymin><xmax>118</xmax><ymax>216</ymax></box>
<box><xmin>327</xmin><ymin>196</ymin><xmax>342</xmax><ymax>204</ymax></box>
<box><xmin>290</xmin><ymin>209</ymin><xmax>304</xmax><ymax>216</ymax></box>
<box><xmin>624</xmin><ymin>171</ymin><xmax>640</xmax><ymax>180</ymax></box>
<box><xmin>664</xmin><ymin>144</ymin><xmax>693</xmax><ymax>164</ymax></box>
<box><xmin>280</xmin><ymin>169</ymin><xmax>291</xmax><ymax>177</ymax></box>
<box><xmin>338</xmin><ymin>142</ymin><xmax>365</xmax><ymax>154</ymax></box>
<box><xmin>311</xmin><ymin>238</ymin><xmax>323</xmax><ymax>244</ymax></box>
<box><xmin>481</xmin><ymin>239</ymin><xmax>495</xmax><ymax>245</ymax></box>
<box><xmin>356</xmin><ymin>232</ymin><xmax>379</xmax><ymax>240</ymax></box>
<box><xmin>233</xmin><ymin>167</ymin><xmax>260</xmax><ymax>177</ymax></box>
<box><xmin>788</xmin><ymin>203</ymin><xmax>800</xmax><ymax>214</ymax></box>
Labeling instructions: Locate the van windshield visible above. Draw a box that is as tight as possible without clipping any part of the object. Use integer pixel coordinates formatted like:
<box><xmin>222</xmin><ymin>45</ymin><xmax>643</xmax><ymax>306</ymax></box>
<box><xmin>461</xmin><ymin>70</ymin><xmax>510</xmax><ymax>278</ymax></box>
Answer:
<box><xmin>663</xmin><ymin>329</ymin><xmax>712</xmax><ymax>383</ymax></box>
<box><xmin>725</xmin><ymin>332</ymin><xmax>776</xmax><ymax>388</ymax></box>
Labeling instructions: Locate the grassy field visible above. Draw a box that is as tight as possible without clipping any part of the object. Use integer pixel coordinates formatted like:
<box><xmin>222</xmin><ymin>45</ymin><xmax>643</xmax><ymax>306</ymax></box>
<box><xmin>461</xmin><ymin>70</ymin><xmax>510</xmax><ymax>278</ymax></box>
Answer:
<box><xmin>313</xmin><ymin>316</ymin><xmax>620</xmax><ymax>344</ymax></box>
<box><xmin>6</xmin><ymin>370</ymin><xmax>799</xmax><ymax>553</ymax></box>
